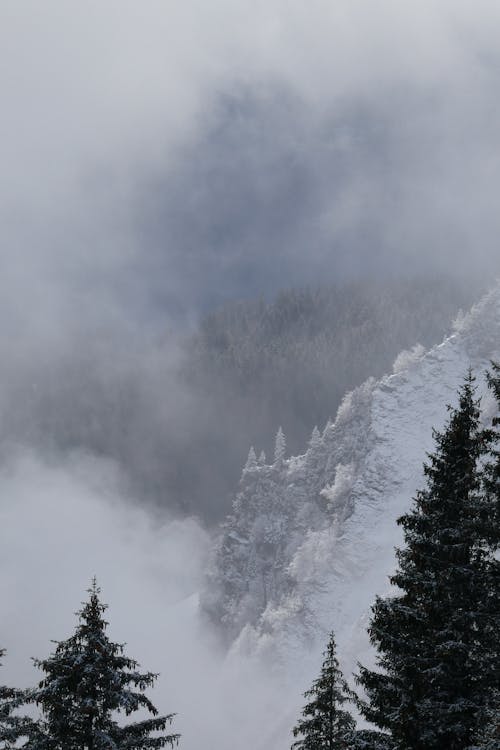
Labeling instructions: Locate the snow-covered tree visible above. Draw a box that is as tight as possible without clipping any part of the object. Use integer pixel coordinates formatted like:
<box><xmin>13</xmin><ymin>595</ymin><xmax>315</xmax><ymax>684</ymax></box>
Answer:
<box><xmin>203</xmin><ymin>452</ymin><xmax>293</xmax><ymax>637</ymax></box>
<box><xmin>274</xmin><ymin>426</ymin><xmax>286</xmax><ymax>465</ymax></box>
<box><xmin>244</xmin><ymin>446</ymin><xmax>258</xmax><ymax>472</ymax></box>
<box><xmin>0</xmin><ymin>648</ymin><xmax>31</xmax><ymax>749</ymax></box>
<box><xmin>305</xmin><ymin>425</ymin><xmax>325</xmax><ymax>476</ymax></box>
<box><xmin>292</xmin><ymin>632</ymin><xmax>355</xmax><ymax>750</ymax></box>
<box><xmin>308</xmin><ymin>426</ymin><xmax>321</xmax><ymax>451</ymax></box>
<box><xmin>357</xmin><ymin>373</ymin><xmax>499</xmax><ymax>750</ymax></box>
<box><xmin>27</xmin><ymin>579</ymin><xmax>179</xmax><ymax>749</ymax></box>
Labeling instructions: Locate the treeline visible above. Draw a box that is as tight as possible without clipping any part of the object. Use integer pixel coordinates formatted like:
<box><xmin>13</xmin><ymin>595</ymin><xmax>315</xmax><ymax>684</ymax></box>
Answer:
<box><xmin>291</xmin><ymin>368</ymin><xmax>500</xmax><ymax>749</ymax></box>
<box><xmin>0</xmin><ymin>581</ymin><xmax>179</xmax><ymax>749</ymax></box>
<box><xmin>0</xmin><ymin>276</ymin><xmax>480</xmax><ymax>522</ymax></box>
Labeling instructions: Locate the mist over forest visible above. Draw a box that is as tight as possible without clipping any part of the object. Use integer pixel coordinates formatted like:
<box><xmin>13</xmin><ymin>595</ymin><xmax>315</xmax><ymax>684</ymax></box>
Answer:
<box><xmin>0</xmin><ymin>275</ymin><xmax>482</xmax><ymax>522</ymax></box>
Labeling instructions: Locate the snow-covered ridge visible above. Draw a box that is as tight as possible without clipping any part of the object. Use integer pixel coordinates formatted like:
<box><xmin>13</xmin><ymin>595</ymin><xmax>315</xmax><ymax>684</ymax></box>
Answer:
<box><xmin>202</xmin><ymin>283</ymin><xmax>500</xmax><ymax>678</ymax></box>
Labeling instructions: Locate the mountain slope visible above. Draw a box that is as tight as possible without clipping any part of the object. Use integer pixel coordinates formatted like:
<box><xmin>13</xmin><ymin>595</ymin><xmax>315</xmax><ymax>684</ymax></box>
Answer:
<box><xmin>203</xmin><ymin>283</ymin><xmax>500</xmax><ymax>692</ymax></box>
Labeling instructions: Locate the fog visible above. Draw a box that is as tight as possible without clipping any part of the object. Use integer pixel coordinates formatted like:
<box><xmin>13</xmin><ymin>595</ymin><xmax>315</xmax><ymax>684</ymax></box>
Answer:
<box><xmin>1</xmin><ymin>1</ymin><xmax>500</xmax><ymax>747</ymax></box>
<box><xmin>2</xmin><ymin>1</ymin><xmax>500</xmax><ymax>320</ymax></box>
<box><xmin>0</xmin><ymin>449</ymin><xmax>298</xmax><ymax>749</ymax></box>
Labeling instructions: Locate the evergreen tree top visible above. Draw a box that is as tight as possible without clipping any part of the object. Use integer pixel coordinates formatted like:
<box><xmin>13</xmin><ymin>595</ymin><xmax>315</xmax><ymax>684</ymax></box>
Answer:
<box><xmin>308</xmin><ymin>425</ymin><xmax>321</xmax><ymax>449</ymax></box>
<box><xmin>30</xmin><ymin>580</ymin><xmax>179</xmax><ymax>749</ymax></box>
<box><xmin>292</xmin><ymin>632</ymin><xmax>355</xmax><ymax>750</ymax></box>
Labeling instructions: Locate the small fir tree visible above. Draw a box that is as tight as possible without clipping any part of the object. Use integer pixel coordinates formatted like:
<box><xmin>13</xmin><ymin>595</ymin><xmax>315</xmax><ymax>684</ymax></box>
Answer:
<box><xmin>28</xmin><ymin>579</ymin><xmax>179</xmax><ymax>749</ymax></box>
<box><xmin>308</xmin><ymin>426</ymin><xmax>321</xmax><ymax>450</ymax></box>
<box><xmin>244</xmin><ymin>446</ymin><xmax>257</xmax><ymax>471</ymax></box>
<box><xmin>292</xmin><ymin>632</ymin><xmax>355</xmax><ymax>750</ymax></box>
<box><xmin>357</xmin><ymin>373</ymin><xmax>498</xmax><ymax>750</ymax></box>
<box><xmin>274</xmin><ymin>427</ymin><xmax>286</xmax><ymax>465</ymax></box>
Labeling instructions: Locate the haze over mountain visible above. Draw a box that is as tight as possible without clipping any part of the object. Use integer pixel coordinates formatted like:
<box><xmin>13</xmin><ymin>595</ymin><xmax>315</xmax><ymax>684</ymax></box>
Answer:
<box><xmin>0</xmin><ymin>275</ymin><xmax>480</xmax><ymax>522</ymax></box>
<box><xmin>1</xmin><ymin>3</ymin><xmax>500</xmax><ymax>749</ymax></box>
<box><xmin>2</xmin><ymin>2</ymin><xmax>500</xmax><ymax>518</ymax></box>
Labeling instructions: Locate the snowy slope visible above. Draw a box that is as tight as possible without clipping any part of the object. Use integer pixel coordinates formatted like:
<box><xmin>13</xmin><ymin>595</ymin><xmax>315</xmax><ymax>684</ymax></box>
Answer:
<box><xmin>204</xmin><ymin>283</ymin><xmax>500</xmax><ymax>708</ymax></box>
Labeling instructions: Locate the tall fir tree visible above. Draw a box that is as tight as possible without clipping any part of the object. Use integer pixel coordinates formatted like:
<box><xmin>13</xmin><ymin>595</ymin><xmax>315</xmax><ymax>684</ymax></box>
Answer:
<box><xmin>27</xmin><ymin>579</ymin><xmax>179</xmax><ymax>750</ymax></box>
<box><xmin>0</xmin><ymin>648</ymin><xmax>32</xmax><ymax>749</ymax></box>
<box><xmin>357</xmin><ymin>373</ymin><xmax>499</xmax><ymax>750</ymax></box>
<box><xmin>292</xmin><ymin>632</ymin><xmax>355</xmax><ymax>750</ymax></box>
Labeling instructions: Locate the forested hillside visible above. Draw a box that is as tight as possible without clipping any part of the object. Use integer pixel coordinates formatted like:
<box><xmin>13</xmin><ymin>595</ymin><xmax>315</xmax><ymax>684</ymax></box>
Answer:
<box><xmin>180</xmin><ymin>276</ymin><xmax>480</xmax><ymax>517</ymax></box>
<box><xmin>202</xmin><ymin>284</ymin><xmax>500</xmax><ymax>671</ymax></box>
<box><xmin>0</xmin><ymin>277</ymin><xmax>480</xmax><ymax>521</ymax></box>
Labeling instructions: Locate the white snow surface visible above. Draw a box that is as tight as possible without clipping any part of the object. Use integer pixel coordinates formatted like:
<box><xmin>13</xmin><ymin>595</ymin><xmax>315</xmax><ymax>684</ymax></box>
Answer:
<box><xmin>209</xmin><ymin>282</ymin><xmax>500</xmax><ymax>743</ymax></box>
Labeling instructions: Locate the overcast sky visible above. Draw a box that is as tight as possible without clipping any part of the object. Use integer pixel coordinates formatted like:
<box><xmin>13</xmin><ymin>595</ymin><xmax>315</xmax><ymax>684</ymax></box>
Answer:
<box><xmin>2</xmin><ymin>0</ymin><xmax>500</xmax><ymax>332</ymax></box>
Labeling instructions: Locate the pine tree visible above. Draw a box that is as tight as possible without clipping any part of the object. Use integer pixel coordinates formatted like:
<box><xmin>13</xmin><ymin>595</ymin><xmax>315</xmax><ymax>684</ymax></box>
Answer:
<box><xmin>356</xmin><ymin>373</ymin><xmax>499</xmax><ymax>750</ymax></box>
<box><xmin>292</xmin><ymin>632</ymin><xmax>355</xmax><ymax>750</ymax></box>
<box><xmin>27</xmin><ymin>580</ymin><xmax>179</xmax><ymax>749</ymax></box>
<box><xmin>0</xmin><ymin>648</ymin><xmax>32</xmax><ymax>749</ymax></box>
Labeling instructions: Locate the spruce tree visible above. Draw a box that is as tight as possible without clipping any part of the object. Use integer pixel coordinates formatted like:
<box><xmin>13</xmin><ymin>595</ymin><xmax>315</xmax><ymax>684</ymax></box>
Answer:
<box><xmin>27</xmin><ymin>579</ymin><xmax>179</xmax><ymax>749</ymax></box>
<box><xmin>292</xmin><ymin>632</ymin><xmax>355</xmax><ymax>750</ymax></box>
<box><xmin>357</xmin><ymin>373</ymin><xmax>499</xmax><ymax>750</ymax></box>
<box><xmin>0</xmin><ymin>648</ymin><xmax>31</xmax><ymax>749</ymax></box>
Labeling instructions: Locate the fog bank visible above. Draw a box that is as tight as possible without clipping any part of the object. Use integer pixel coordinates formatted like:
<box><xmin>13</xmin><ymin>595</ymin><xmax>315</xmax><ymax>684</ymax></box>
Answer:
<box><xmin>0</xmin><ymin>448</ymin><xmax>301</xmax><ymax>749</ymax></box>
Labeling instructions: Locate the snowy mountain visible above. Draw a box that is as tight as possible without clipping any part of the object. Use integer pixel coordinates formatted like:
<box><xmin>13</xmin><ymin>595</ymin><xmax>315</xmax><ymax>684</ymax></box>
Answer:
<box><xmin>202</xmin><ymin>283</ymin><xmax>500</xmax><ymax>688</ymax></box>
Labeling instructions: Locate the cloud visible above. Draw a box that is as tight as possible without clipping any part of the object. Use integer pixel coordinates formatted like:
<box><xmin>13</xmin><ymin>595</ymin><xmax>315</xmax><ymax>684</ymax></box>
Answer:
<box><xmin>0</xmin><ymin>450</ymin><xmax>209</xmax><ymax>676</ymax></box>
<box><xmin>2</xmin><ymin>1</ymin><xmax>500</xmax><ymax>324</ymax></box>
